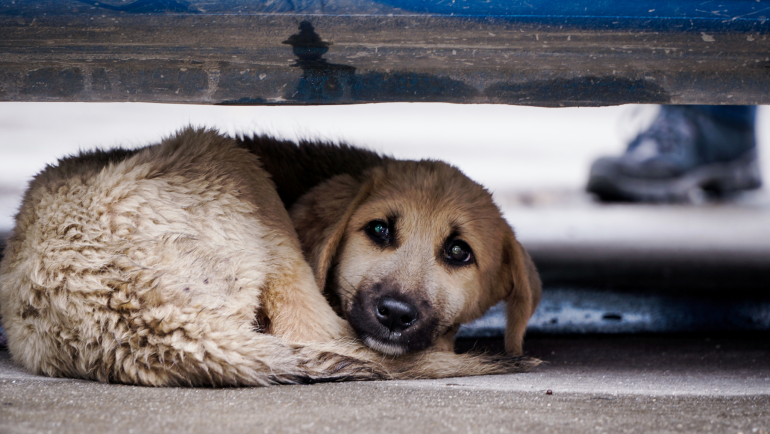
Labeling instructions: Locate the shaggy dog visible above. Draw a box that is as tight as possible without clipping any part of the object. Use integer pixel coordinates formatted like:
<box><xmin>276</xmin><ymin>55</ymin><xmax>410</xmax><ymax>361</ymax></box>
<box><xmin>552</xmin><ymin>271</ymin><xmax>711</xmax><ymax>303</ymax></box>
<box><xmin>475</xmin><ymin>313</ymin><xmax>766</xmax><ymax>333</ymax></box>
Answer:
<box><xmin>0</xmin><ymin>128</ymin><xmax>539</xmax><ymax>386</ymax></box>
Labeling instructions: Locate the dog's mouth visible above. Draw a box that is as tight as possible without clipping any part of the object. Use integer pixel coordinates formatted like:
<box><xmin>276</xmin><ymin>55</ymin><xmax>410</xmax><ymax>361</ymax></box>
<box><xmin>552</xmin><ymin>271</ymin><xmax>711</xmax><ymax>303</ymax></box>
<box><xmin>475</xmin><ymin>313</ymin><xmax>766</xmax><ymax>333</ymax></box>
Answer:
<box><xmin>347</xmin><ymin>289</ymin><xmax>438</xmax><ymax>356</ymax></box>
<box><xmin>362</xmin><ymin>336</ymin><xmax>409</xmax><ymax>356</ymax></box>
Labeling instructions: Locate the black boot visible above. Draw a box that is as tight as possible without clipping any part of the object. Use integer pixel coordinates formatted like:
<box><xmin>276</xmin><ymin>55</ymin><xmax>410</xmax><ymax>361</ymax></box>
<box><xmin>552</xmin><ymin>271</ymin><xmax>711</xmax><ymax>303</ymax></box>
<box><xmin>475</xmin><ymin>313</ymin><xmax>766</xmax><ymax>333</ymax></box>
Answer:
<box><xmin>587</xmin><ymin>105</ymin><xmax>761</xmax><ymax>202</ymax></box>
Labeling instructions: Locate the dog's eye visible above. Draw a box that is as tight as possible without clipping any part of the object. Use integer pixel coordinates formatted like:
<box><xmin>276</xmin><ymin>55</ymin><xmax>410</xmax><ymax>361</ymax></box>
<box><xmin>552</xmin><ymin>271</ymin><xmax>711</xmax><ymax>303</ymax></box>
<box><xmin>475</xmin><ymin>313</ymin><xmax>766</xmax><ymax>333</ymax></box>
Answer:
<box><xmin>445</xmin><ymin>240</ymin><xmax>473</xmax><ymax>265</ymax></box>
<box><xmin>365</xmin><ymin>220</ymin><xmax>391</xmax><ymax>245</ymax></box>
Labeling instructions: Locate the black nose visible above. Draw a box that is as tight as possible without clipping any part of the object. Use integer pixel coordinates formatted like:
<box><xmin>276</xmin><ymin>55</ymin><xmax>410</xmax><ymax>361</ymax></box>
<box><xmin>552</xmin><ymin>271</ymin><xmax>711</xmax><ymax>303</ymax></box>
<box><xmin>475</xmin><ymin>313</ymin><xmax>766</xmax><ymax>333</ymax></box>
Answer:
<box><xmin>375</xmin><ymin>296</ymin><xmax>418</xmax><ymax>332</ymax></box>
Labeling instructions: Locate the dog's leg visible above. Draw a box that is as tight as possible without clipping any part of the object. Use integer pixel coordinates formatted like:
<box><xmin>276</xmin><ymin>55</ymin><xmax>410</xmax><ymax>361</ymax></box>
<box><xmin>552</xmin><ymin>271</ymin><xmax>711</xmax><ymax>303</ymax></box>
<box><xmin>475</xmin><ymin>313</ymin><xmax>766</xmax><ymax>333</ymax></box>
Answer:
<box><xmin>261</xmin><ymin>244</ymin><xmax>353</xmax><ymax>344</ymax></box>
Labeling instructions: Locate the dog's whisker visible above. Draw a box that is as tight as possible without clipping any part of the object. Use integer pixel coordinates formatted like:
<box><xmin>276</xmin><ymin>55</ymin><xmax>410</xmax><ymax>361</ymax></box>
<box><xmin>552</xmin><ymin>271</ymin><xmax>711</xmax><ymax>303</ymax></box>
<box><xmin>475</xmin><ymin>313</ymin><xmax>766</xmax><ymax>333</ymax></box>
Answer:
<box><xmin>334</xmin><ymin>282</ymin><xmax>355</xmax><ymax>297</ymax></box>
<box><xmin>339</xmin><ymin>275</ymin><xmax>356</xmax><ymax>290</ymax></box>
<box><xmin>336</xmin><ymin>276</ymin><xmax>358</xmax><ymax>298</ymax></box>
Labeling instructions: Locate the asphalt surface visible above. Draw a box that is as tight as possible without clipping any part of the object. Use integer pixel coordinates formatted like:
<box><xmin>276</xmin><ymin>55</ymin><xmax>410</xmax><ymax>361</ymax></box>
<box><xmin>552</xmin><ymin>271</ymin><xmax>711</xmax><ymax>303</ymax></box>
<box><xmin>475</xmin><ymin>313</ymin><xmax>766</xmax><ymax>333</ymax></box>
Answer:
<box><xmin>1</xmin><ymin>334</ymin><xmax>768</xmax><ymax>434</ymax></box>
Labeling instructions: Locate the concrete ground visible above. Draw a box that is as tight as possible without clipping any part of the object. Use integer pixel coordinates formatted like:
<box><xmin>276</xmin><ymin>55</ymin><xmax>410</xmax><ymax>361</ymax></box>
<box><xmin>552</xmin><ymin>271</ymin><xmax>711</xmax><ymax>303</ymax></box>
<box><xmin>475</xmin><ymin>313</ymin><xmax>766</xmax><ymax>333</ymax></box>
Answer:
<box><xmin>1</xmin><ymin>334</ymin><xmax>768</xmax><ymax>434</ymax></box>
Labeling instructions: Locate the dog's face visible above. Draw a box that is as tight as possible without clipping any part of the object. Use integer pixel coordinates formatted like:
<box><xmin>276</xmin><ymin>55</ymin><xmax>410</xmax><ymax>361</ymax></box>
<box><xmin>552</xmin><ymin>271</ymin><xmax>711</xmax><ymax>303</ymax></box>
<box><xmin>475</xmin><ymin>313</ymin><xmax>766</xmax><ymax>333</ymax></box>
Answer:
<box><xmin>291</xmin><ymin>160</ymin><xmax>540</xmax><ymax>356</ymax></box>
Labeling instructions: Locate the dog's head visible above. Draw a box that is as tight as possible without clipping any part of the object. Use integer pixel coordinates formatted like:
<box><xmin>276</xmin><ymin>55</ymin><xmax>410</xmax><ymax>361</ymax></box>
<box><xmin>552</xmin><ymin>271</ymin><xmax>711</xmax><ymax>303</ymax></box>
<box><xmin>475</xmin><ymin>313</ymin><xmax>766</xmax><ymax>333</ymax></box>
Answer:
<box><xmin>290</xmin><ymin>160</ymin><xmax>540</xmax><ymax>356</ymax></box>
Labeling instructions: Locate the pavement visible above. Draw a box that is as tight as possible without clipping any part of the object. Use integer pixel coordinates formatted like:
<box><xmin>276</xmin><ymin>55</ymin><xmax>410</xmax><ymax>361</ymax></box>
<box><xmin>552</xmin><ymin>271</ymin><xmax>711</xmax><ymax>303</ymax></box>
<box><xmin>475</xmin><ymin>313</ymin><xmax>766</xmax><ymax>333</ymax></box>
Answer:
<box><xmin>1</xmin><ymin>334</ymin><xmax>768</xmax><ymax>434</ymax></box>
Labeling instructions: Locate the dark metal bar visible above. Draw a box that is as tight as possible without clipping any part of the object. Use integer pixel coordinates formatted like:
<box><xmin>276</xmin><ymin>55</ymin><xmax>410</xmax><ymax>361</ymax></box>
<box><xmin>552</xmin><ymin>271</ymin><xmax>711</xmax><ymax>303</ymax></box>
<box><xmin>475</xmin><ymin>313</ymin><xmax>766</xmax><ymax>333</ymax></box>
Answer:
<box><xmin>1</xmin><ymin>0</ymin><xmax>768</xmax><ymax>106</ymax></box>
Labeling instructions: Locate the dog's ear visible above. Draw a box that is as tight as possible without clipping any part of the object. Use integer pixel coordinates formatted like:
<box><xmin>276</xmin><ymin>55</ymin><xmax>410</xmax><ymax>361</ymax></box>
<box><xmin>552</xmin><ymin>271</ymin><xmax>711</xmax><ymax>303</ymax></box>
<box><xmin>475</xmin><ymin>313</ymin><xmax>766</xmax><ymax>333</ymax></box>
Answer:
<box><xmin>502</xmin><ymin>232</ymin><xmax>542</xmax><ymax>355</ymax></box>
<box><xmin>290</xmin><ymin>173</ymin><xmax>375</xmax><ymax>290</ymax></box>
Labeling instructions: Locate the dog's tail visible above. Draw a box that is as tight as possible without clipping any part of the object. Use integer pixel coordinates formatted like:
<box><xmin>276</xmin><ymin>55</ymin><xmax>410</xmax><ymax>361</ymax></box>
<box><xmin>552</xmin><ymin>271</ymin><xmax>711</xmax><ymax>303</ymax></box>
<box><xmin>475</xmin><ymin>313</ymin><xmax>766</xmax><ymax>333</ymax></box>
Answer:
<box><xmin>8</xmin><ymin>306</ymin><xmax>533</xmax><ymax>385</ymax></box>
<box><xmin>4</xmin><ymin>319</ymin><xmax>392</xmax><ymax>386</ymax></box>
<box><xmin>144</xmin><ymin>335</ymin><xmax>538</xmax><ymax>386</ymax></box>
<box><xmin>382</xmin><ymin>351</ymin><xmax>541</xmax><ymax>380</ymax></box>
<box><xmin>16</xmin><ymin>326</ymin><xmax>535</xmax><ymax>385</ymax></box>
<box><xmin>91</xmin><ymin>335</ymin><xmax>539</xmax><ymax>386</ymax></box>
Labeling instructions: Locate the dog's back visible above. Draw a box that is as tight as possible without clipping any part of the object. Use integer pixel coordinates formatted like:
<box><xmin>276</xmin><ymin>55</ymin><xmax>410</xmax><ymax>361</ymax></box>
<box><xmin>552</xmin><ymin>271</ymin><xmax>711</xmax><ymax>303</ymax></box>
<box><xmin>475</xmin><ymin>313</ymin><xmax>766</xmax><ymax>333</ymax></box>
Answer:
<box><xmin>0</xmin><ymin>129</ymin><xmax>387</xmax><ymax>386</ymax></box>
<box><xmin>239</xmin><ymin>135</ymin><xmax>386</xmax><ymax>208</ymax></box>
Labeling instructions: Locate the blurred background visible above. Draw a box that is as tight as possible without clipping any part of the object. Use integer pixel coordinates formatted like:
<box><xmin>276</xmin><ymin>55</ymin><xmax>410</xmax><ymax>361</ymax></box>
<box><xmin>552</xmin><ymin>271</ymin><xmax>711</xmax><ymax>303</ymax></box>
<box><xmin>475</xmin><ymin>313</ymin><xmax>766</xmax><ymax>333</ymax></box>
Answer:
<box><xmin>0</xmin><ymin>102</ymin><xmax>661</xmax><ymax>218</ymax></box>
<box><xmin>1</xmin><ymin>102</ymin><xmax>769</xmax><ymax>334</ymax></box>
<box><xmin>2</xmin><ymin>103</ymin><xmax>769</xmax><ymax>246</ymax></box>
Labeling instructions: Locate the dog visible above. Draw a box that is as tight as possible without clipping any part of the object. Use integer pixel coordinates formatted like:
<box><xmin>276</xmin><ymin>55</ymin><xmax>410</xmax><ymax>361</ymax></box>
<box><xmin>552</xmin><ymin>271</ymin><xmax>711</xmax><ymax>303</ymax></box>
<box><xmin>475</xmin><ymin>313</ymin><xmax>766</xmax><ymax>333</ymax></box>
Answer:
<box><xmin>0</xmin><ymin>128</ymin><xmax>540</xmax><ymax>386</ymax></box>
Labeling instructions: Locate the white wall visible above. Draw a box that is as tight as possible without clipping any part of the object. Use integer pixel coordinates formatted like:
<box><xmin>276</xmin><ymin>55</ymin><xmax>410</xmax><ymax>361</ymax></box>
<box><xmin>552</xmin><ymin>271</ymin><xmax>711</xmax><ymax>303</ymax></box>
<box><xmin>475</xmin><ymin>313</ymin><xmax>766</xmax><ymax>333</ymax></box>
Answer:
<box><xmin>1</xmin><ymin>102</ymin><xmax>767</xmax><ymax>233</ymax></box>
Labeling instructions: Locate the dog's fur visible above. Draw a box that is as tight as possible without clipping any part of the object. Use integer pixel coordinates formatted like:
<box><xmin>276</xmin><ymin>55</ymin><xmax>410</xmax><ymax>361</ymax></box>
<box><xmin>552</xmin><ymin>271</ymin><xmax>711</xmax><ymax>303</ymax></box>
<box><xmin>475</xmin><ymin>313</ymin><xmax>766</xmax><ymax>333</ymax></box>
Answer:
<box><xmin>0</xmin><ymin>128</ymin><xmax>540</xmax><ymax>386</ymax></box>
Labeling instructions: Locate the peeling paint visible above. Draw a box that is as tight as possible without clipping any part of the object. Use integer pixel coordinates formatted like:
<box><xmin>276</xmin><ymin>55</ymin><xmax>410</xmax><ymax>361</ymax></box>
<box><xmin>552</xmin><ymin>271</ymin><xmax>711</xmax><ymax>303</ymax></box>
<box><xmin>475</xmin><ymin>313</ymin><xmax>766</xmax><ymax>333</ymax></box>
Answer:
<box><xmin>22</xmin><ymin>68</ymin><xmax>84</xmax><ymax>98</ymax></box>
<box><xmin>485</xmin><ymin>76</ymin><xmax>670</xmax><ymax>107</ymax></box>
<box><xmin>73</xmin><ymin>0</ymin><xmax>199</xmax><ymax>14</ymax></box>
<box><xmin>0</xmin><ymin>4</ymin><xmax>767</xmax><ymax>105</ymax></box>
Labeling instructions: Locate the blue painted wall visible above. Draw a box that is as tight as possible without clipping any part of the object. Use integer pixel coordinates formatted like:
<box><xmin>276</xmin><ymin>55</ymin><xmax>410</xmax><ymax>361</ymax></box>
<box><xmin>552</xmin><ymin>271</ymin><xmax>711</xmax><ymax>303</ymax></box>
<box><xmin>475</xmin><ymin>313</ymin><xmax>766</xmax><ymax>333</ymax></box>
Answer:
<box><xmin>4</xmin><ymin>0</ymin><xmax>769</xmax><ymax>29</ymax></box>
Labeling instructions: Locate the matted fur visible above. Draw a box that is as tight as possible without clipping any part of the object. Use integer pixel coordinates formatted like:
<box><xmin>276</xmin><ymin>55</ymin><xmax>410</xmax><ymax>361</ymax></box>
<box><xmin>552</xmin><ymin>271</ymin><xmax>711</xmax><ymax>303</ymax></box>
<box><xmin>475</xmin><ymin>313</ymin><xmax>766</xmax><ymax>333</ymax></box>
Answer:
<box><xmin>0</xmin><ymin>128</ymin><xmax>538</xmax><ymax>387</ymax></box>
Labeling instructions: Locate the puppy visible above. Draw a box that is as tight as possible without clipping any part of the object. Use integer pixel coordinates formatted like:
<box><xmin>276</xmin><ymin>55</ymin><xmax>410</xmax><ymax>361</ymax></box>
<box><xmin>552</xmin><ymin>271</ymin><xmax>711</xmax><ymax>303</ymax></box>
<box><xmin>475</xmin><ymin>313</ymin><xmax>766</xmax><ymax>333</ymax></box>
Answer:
<box><xmin>0</xmin><ymin>128</ymin><xmax>538</xmax><ymax>386</ymax></box>
<box><xmin>243</xmin><ymin>136</ymin><xmax>542</xmax><ymax>357</ymax></box>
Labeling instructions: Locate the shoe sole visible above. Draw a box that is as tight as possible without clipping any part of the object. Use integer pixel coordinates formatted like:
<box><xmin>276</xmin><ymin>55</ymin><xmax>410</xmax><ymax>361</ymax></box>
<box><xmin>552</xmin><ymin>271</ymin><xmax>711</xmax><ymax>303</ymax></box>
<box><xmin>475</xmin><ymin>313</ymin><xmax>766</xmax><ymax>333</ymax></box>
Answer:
<box><xmin>587</xmin><ymin>149</ymin><xmax>763</xmax><ymax>202</ymax></box>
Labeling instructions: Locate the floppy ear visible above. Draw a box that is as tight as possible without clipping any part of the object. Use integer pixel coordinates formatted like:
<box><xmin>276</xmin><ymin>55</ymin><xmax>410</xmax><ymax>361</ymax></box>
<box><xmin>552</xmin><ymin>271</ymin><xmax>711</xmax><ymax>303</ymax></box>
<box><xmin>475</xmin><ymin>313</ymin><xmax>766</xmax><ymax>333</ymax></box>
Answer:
<box><xmin>503</xmin><ymin>233</ymin><xmax>542</xmax><ymax>356</ymax></box>
<box><xmin>289</xmin><ymin>173</ymin><xmax>375</xmax><ymax>291</ymax></box>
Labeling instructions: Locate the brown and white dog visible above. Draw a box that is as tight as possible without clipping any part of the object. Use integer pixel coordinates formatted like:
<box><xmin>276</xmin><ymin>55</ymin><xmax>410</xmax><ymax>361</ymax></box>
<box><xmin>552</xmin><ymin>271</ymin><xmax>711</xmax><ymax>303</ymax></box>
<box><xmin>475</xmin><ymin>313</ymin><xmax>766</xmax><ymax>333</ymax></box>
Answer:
<box><xmin>0</xmin><ymin>128</ymin><xmax>540</xmax><ymax>386</ymax></box>
<box><xmin>244</xmin><ymin>136</ymin><xmax>542</xmax><ymax>357</ymax></box>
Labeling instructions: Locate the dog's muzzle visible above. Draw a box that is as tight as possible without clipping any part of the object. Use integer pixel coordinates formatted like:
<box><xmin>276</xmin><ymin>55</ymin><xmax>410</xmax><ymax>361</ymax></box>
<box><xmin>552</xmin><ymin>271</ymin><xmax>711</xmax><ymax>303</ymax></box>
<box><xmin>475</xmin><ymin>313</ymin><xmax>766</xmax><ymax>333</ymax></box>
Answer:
<box><xmin>347</xmin><ymin>288</ymin><xmax>437</xmax><ymax>356</ymax></box>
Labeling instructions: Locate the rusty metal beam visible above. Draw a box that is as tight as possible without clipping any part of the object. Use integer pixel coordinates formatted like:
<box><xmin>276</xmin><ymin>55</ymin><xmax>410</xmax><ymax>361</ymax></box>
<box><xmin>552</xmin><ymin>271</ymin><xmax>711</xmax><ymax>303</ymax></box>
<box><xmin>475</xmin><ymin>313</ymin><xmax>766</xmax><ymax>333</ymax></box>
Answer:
<box><xmin>1</xmin><ymin>0</ymin><xmax>768</xmax><ymax>106</ymax></box>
